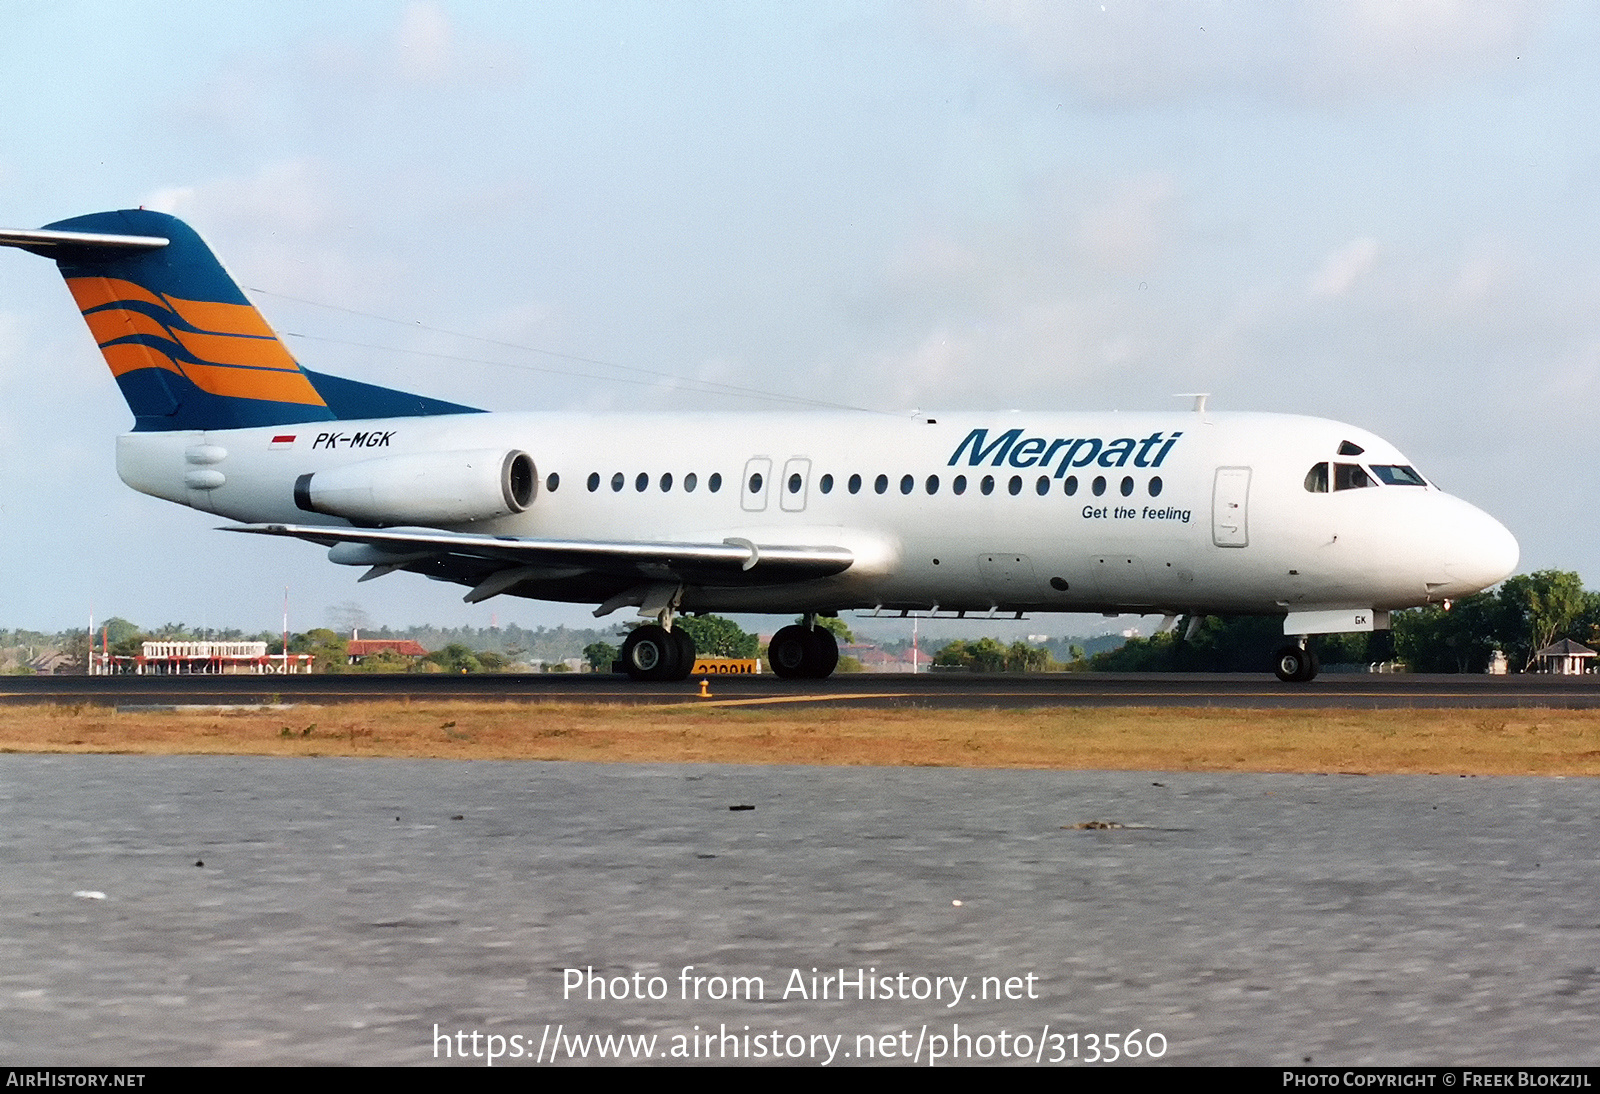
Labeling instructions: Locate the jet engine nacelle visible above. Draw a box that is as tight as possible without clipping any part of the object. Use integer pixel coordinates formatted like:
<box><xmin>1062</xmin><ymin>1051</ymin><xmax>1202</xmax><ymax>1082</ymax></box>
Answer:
<box><xmin>294</xmin><ymin>449</ymin><xmax>535</xmax><ymax>525</ymax></box>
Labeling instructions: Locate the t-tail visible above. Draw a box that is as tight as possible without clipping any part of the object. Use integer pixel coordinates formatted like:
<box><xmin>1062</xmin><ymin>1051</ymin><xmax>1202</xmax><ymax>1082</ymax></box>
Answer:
<box><xmin>0</xmin><ymin>209</ymin><xmax>479</xmax><ymax>431</ymax></box>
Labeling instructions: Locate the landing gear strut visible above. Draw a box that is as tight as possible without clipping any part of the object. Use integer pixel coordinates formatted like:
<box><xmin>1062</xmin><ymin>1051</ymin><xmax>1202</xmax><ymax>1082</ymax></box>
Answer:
<box><xmin>768</xmin><ymin>618</ymin><xmax>839</xmax><ymax>680</ymax></box>
<box><xmin>1272</xmin><ymin>641</ymin><xmax>1319</xmax><ymax>683</ymax></box>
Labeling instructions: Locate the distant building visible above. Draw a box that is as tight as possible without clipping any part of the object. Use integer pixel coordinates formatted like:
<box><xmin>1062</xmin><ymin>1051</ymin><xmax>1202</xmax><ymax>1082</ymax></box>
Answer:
<box><xmin>1534</xmin><ymin>639</ymin><xmax>1595</xmax><ymax>676</ymax></box>
<box><xmin>28</xmin><ymin>651</ymin><xmax>75</xmax><ymax>675</ymax></box>
<box><xmin>109</xmin><ymin>641</ymin><xmax>312</xmax><ymax>675</ymax></box>
<box><xmin>840</xmin><ymin>643</ymin><xmax>920</xmax><ymax>673</ymax></box>
<box><xmin>347</xmin><ymin>639</ymin><xmax>429</xmax><ymax>666</ymax></box>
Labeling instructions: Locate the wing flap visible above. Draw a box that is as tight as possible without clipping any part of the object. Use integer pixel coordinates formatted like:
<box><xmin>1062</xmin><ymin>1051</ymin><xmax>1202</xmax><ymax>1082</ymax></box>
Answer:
<box><xmin>224</xmin><ymin>523</ymin><xmax>854</xmax><ymax>586</ymax></box>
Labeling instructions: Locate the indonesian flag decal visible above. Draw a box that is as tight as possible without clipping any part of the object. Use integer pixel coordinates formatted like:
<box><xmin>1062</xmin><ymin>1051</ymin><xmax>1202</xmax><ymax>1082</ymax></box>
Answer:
<box><xmin>269</xmin><ymin>434</ymin><xmax>296</xmax><ymax>450</ymax></box>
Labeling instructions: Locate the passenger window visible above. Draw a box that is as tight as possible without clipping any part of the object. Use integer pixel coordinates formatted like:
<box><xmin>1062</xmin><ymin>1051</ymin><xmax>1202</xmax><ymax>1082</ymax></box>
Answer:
<box><xmin>875</xmin><ymin>474</ymin><xmax>888</xmax><ymax>494</ymax></box>
<box><xmin>900</xmin><ymin>474</ymin><xmax>913</xmax><ymax>495</ymax></box>
<box><xmin>749</xmin><ymin>471</ymin><xmax>764</xmax><ymax>493</ymax></box>
<box><xmin>1120</xmin><ymin>476</ymin><xmax>1133</xmax><ymax>497</ymax></box>
<box><xmin>952</xmin><ymin>475</ymin><xmax>966</xmax><ymax>495</ymax></box>
<box><xmin>1063</xmin><ymin>475</ymin><xmax>1078</xmax><ymax>496</ymax></box>
<box><xmin>848</xmin><ymin>474</ymin><xmax>861</xmax><ymax>494</ymax></box>
<box><xmin>1333</xmin><ymin>464</ymin><xmax>1374</xmax><ymax>491</ymax></box>
<box><xmin>819</xmin><ymin>473</ymin><xmax>833</xmax><ymax>494</ymax></box>
<box><xmin>1092</xmin><ymin>476</ymin><xmax>1106</xmax><ymax>496</ymax></box>
<box><xmin>636</xmin><ymin>472</ymin><xmax>649</xmax><ymax>492</ymax></box>
<box><xmin>1148</xmin><ymin>476</ymin><xmax>1162</xmax><ymax>497</ymax></box>
<box><xmin>685</xmin><ymin>472</ymin><xmax>698</xmax><ymax>492</ymax></box>
<box><xmin>611</xmin><ymin>472</ymin><xmax>624</xmax><ymax>492</ymax></box>
<box><xmin>788</xmin><ymin>473</ymin><xmax>802</xmax><ymax>494</ymax></box>
<box><xmin>1008</xmin><ymin>475</ymin><xmax>1022</xmax><ymax>495</ymax></box>
<box><xmin>1035</xmin><ymin>475</ymin><xmax>1049</xmax><ymax>496</ymax></box>
<box><xmin>660</xmin><ymin>472</ymin><xmax>672</xmax><ymax>492</ymax></box>
<box><xmin>588</xmin><ymin>472</ymin><xmax>600</xmax><ymax>492</ymax></box>
<box><xmin>981</xmin><ymin>475</ymin><xmax>994</xmax><ymax>495</ymax></box>
<box><xmin>1304</xmin><ymin>463</ymin><xmax>1328</xmax><ymax>493</ymax></box>
<box><xmin>708</xmin><ymin>472</ymin><xmax>722</xmax><ymax>493</ymax></box>
<box><xmin>925</xmin><ymin>475</ymin><xmax>939</xmax><ymax>495</ymax></box>
<box><xmin>1370</xmin><ymin>464</ymin><xmax>1427</xmax><ymax>486</ymax></box>
<box><xmin>546</xmin><ymin>472</ymin><xmax>560</xmax><ymax>492</ymax></box>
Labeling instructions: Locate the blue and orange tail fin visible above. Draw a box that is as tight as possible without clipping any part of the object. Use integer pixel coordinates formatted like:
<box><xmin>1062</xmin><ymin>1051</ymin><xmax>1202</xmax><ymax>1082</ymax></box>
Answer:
<box><xmin>0</xmin><ymin>209</ymin><xmax>479</xmax><ymax>431</ymax></box>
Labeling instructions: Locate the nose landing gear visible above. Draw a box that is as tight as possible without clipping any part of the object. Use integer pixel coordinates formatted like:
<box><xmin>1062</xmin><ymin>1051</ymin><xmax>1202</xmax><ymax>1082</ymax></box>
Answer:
<box><xmin>1273</xmin><ymin>641</ymin><xmax>1320</xmax><ymax>683</ymax></box>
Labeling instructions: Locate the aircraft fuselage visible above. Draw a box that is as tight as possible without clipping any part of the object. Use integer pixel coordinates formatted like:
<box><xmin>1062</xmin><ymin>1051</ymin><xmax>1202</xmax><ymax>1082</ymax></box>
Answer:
<box><xmin>116</xmin><ymin>407</ymin><xmax>1517</xmax><ymax>621</ymax></box>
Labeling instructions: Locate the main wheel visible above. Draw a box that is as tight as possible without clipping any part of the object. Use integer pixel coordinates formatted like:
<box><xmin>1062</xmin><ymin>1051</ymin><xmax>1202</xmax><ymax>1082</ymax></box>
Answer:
<box><xmin>768</xmin><ymin>624</ymin><xmax>839</xmax><ymax>680</ymax></box>
<box><xmin>806</xmin><ymin>626</ymin><xmax>839</xmax><ymax>678</ymax></box>
<box><xmin>768</xmin><ymin>625</ymin><xmax>812</xmax><ymax>679</ymax></box>
<box><xmin>1272</xmin><ymin>644</ymin><xmax>1319</xmax><ymax>683</ymax></box>
<box><xmin>670</xmin><ymin>628</ymin><xmax>697</xmax><ymax>681</ymax></box>
<box><xmin>621</xmin><ymin>625</ymin><xmax>682</xmax><ymax>681</ymax></box>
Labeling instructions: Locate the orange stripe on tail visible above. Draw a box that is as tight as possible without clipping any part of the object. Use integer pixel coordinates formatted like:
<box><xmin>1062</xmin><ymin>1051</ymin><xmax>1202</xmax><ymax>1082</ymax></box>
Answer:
<box><xmin>164</xmin><ymin>295</ymin><xmax>279</xmax><ymax>339</ymax></box>
<box><xmin>65</xmin><ymin>275</ymin><xmax>169</xmax><ymax>314</ymax></box>
<box><xmin>180</xmin><ymin>361</ymin><xmax>327</xmax><ymax>405</ymax></box>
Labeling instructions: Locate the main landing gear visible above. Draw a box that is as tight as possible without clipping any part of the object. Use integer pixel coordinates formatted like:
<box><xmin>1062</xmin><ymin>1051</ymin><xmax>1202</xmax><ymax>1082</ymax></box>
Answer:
<box><xmin>1273</xmin><ymin>641</ymin><xmax>1320</xmax><ymax>683</ymax></box>
<box><xmin>620</xmin><ymin>623</ymin><xmax>697</xmax><ymax>682</ymax></box>
<box><xmin>767</xmin><ymin>619</ymin><xmax>839</xmax><ymax>680</ymax></box>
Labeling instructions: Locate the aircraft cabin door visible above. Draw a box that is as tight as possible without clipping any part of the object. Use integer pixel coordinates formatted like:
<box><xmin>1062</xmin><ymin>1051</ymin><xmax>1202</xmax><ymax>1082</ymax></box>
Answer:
<box><xmin>1212</xmin><ymin>467</ymin><xmax>1251</xmax><ymax>547</ymax></box>
<box><xmin>741</xmin><ymin>457</ymin><xmax>772</xmax><ymax>512</ymax></box>
<box><xmin>779</xmin><ymin>457</ymin><xmax>811</xmax><ymax>512</ymax></box>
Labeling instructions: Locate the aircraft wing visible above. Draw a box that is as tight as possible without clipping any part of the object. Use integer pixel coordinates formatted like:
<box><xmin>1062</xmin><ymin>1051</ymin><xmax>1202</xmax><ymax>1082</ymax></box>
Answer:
<box><xmin>224</xmin><ymin>523</ymin><xmax>855</xmax><ymax>605</ymax></box>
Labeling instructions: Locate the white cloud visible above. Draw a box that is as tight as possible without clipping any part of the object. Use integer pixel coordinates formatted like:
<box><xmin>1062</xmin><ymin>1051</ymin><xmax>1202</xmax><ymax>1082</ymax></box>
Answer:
<box><xmin>1076</xmin><ymin>174</ymin><xmax>1178</xmax><ymax>275</ymax></box>
<box><xmin>1309</xmin><ymin>237</ymin><xmax>1380</xmax><ymax>297</ymax></box>
<box><xmin>142</xmin><ymin>160</ymin><xmax>338</xmax><ymax>234</ymax></box>
<box><xmin>943</xmin><ymin>0</ymin><xmax>1549</xmax><ymax>104</ymax></box>
<box><xmin>395</xmin><ymin>1</ymin><xmax>455</xmax><ymax>83</ymax></box>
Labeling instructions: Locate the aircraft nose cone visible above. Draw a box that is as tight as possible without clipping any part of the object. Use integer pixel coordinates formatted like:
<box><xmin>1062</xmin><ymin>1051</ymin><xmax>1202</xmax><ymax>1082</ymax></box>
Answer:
<box><xmin>1442</xmin><ymin>501</ymin><xmax>1519</xmax><ymax>593</ymax></box>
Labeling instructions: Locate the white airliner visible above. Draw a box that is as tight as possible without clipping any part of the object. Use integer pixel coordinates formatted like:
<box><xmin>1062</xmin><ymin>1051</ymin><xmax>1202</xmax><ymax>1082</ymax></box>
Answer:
<box><xmin>0</xmin><ymin>210</ymin><xmax>1519</xmax><ymax>682</ymax></box>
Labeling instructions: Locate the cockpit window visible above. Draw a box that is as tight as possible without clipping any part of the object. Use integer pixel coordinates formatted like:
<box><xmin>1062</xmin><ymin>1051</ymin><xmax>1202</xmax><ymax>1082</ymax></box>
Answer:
<box><xmin>1338</xmin><ymin>440</ymin><xmax>1365</xmax><ymax>456</ymax></box>
<box><xmin>1333</xmin><ymin>463</ymin><xmax>1374</xmax><ymax>490</ymax></box>
<box><xmin>1304</xmin><ymin>463</ymin><xmax>1329</xmax><ymax>493</ymax></box>
<box><xmin>1370</xmin><ymin>464</ymin><xmax>1427</xmax><ymax>487</ymax></box>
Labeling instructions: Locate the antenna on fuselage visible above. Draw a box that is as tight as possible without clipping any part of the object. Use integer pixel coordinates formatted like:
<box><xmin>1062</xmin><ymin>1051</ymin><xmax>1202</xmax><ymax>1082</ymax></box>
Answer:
<box><xmin>1174</xmin><ymin>392</ymin><xmax>1210</xmax><ymax>413</ymax></box>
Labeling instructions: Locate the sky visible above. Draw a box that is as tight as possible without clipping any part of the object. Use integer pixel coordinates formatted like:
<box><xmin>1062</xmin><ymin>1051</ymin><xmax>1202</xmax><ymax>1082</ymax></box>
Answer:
<box><xmin>1</xmin><ymin>1</ymin><xmax>1596</xmax><ymax>638</ymax></box>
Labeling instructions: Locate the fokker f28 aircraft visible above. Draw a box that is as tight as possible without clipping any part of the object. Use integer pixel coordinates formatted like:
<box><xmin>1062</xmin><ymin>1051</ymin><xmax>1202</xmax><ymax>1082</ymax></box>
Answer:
<box><xmin>0</xmin><ymin>210</ymin><xmax>1519</xmax><ymax>682</ymax></box>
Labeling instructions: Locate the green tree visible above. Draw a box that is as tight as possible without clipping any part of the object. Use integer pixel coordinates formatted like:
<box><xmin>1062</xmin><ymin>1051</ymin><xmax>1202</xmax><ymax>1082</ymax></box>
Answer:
<box><xmin>102</xmin><ymin>617</ymin><xmax>149</xmax><ymax>660</ymax></box>
<box><xmin>676</xmin><ymin>614</ymin><xmax>758</xmax><ymax>658</ymax></box>
<box><xmin>583</xmin><ymin>641</ymin><xmax>619</xmax><ymax>671</ymax></box>
<box><xmin>102</xmin><ymin>617</ymin><xmax>142</xmax><ymax>646</ymax></box>
<box><xmin>292</xmin><ymin>628</ymin><xmax>350</xmax><ymax>673</ymax></box>
<box><xmin>1006</xmin><ymin>640</ymin><xmax>1053</xmax><ymax>672</ymax></box>
<box><xmin>933</xmin><ymin>637</ymin><xmax>1011</xmax><ymax>672</ymax></box>
<box><xmin>1393</xmin><ymin>593</ymin><xmax>1499</xmax><ymax>672</ymax></box>
<box><xmin>424</xmin><ymin>643</ymin><xmax>483</xmax><ymax>673</ymax></box>
<box><xmin>799</xmin><ymin>616</ymin><xmax>854</xmax><ymax>644</ymax></box>
<box><xmin>61</xmin><ymin>630</ymin><xmax>91</xmax><ymax>673</ymax></box>
<box><xmin>1498</xmin><ymin>571</ymin><xmax>1589</xmax><ymax>669</ymax></box>
<box><xmin>348</xmin><ymin>649</ymin><xmax>410</xmax><ymax>674</ymax></box>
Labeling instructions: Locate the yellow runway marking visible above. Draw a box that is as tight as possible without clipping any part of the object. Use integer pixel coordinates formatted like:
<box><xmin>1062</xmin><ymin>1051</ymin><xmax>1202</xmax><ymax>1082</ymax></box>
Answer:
<box><xmin>689</xmin><ymin>693</ymin><xmax>911</xmax><ymax>707</ymax></box>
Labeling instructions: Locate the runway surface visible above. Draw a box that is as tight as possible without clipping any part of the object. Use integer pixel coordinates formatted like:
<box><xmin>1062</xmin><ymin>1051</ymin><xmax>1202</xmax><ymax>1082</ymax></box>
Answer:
<box><xmin>5</xmin><ymin>670</ymin><xmax>1600</xmax><ymax>709</ymax></box>
<box><xmin>1</xmin><ymin>755</ymin><xmax>1594</xmax><ymax>1066</ymax></box>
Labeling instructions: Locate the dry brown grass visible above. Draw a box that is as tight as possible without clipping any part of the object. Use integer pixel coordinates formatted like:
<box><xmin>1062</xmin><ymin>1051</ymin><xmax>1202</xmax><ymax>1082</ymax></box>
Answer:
<box><xmin>1</xmin><ymin>702</ymin><xmax>1598</xmax><ymax>775</ymax></box>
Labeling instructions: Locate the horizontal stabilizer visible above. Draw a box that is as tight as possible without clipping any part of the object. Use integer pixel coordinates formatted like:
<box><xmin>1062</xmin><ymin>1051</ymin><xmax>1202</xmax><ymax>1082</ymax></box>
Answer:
<box><xmin>0</xmin><ymin>226</ymin><xmax>169</xmax><ymax>256</ymax></box>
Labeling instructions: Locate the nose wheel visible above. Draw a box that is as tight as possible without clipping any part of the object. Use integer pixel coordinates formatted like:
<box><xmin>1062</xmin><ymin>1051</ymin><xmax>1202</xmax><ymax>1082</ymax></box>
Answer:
<box><xmin>1273</xmin><ymin>644</ymin><xmax>1319</xmax><ymax>683</ymax></box>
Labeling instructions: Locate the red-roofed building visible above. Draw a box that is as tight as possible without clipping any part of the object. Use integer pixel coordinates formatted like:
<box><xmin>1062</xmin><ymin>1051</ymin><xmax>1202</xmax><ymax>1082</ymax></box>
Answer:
<box><xmin>347</xmin><ymin>639</ymin><xmax>429</xmax><ymax>666</ymax></box>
